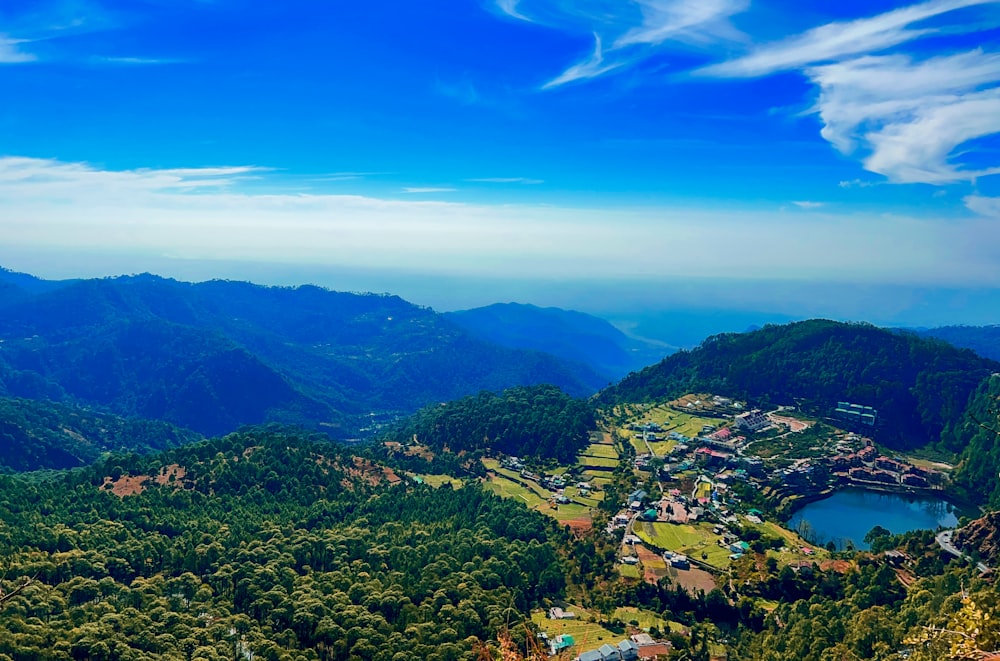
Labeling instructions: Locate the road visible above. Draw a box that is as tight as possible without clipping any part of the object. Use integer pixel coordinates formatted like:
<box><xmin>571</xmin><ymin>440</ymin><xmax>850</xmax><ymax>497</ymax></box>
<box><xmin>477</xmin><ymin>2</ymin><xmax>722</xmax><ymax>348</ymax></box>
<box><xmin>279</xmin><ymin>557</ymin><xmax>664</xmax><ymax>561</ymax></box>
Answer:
<box><xmin>936</xmin><ymin>529</ymin><xmax>990</xmax><ymax>574</ymax></box>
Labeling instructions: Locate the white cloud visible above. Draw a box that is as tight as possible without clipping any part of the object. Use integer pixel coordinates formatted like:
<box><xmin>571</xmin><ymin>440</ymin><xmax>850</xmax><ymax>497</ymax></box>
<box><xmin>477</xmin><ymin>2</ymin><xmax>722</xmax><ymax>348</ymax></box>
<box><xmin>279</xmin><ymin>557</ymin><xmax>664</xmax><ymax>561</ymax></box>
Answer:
<box><xmin>839</xmin><ymin>179</ymin><xmax>878</xmax><ymax>188</ymax></box>
<box><xmin>2</xmin><ymin>156</ymin><xmax>999</xmax><ymax>287</ymax></box>
<box><xmin>966</xmin><ymin>195</ymin><xmax>1000</xmax><ymax>217</ymax></box>
<box><xmin>0</xmin><ymin>35</ymin><xmax>35</xmax><ymax>64</ymax></box>
<box><xmin>401</xmin><ymin>187</ymin><xmax>457</xmax><ymax>193</ymax></box>
<box><xmin>91</xmin><ymin>56</ymin><xmax>185</xmax><ymax>65</ymax></box>
<box><xmin>544</xmin><ymin>33</ymin><xmax>623</xmax><ymax>88</ymax></box>
<box><xmin>613</xmin><ymin>0</ymin><xmax>748</xmax><ymax>48</ymax></box>
<box><xmin>539</xmin><ymin>0</ymin><xmax>748</xmax><ymax>88</ymax></box>
<box><xmin>699</xmin><ymin>0</ymin><xmax>996</xmax><ymax>77</ymax></box>
<box><xmin>496</xmin><ymin>0</ymin><xmax>530</xmax><ymax>21</ymax></box>
<box><xmin>792</xmin><ymin>201</ymin><xmax>824</xmax><ymax>209</ymax></box>
<box><xmin>466</xmin><ymin>177</ymin><xmax>544</xmax><ymax>184</ymax></box>
<box><xmin>808</xmin><ymin>51</ymin><xmax>1000</xmax><ymax>183</ymax></box>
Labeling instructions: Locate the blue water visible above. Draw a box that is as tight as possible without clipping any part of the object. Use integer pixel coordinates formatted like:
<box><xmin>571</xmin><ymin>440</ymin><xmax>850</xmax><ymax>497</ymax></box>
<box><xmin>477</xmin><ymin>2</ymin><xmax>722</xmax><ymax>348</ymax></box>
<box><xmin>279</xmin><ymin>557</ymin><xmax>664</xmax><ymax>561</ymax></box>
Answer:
<box><xmin>786</xmin><ymin>488</ymin><xmax>960</xmax><ymax>551</ymax></box>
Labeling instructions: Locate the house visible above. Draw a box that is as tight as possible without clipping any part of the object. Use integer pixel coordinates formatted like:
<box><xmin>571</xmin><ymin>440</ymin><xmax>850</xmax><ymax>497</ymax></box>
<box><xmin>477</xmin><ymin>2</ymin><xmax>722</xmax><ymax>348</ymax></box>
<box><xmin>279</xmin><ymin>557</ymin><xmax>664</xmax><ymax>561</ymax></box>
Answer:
<box><xmin>734</xmin><ymin>409</ymin><xmax>771</xmax><ymax>433</ymax></box>
<box><xmin>618</xmin><ymin>640</ymin><xmax>640</xmax><ymax>661</ymax></box>
<box><xmin>550</xmin><ymin>634</ymin><xmax>576</xmax><ymax>655</ymax></box>
<box><xmin>621</xmin><ymin>555</ymin><xmax>640</xmax><ymax>565</ymax></box>
<box><xmin>599</xmin><ymin>643</ymin><xmax>620</xmax><ymax>660</ymax></box>
<box><xmin>729</xmin><ymin>541</ymin><xmax>750</xmax><ymax>554</ymax></box>
<box><xmin>628</xmin><ymin>489</ymin><xmax>648</xmax><ymax>505</ymax></box>
<box><xmin>669</xmin><ymin>554</ymin><xmax>690</xmax><ymax>569</ymax></box>
<box><xmin>549</xmin><ymin>607</ymin><xmax>576</xmax><ymax>620</ymax></box>
<box><xmin>578</xmin><ymin>651</ymin><xmax>605</xmax><ymax>661</ymax></box>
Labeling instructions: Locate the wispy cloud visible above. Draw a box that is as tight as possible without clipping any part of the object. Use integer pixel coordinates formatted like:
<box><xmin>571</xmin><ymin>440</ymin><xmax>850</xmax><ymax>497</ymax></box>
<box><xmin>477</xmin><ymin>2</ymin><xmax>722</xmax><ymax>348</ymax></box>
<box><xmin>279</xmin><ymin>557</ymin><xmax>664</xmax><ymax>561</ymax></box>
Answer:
<box><xmin>466</xmin><ymin>177</ymin><xmax>544</xmax><ymax>184</ymax></box>
<box><xmin>496</xmin><ymin>0</ymin><xmax>530</xmax><ymax>21</ymax></box>
<box><xmin>965</xmin><ymin>195</ymin><xmax>1000</xmax><ymax>218</ymax></box>
<box><xmin>614</xmin><ymin>0</ymin><xmax>749</xmax><ymax>48</ymax></box>
<box><xmin>808</xmin><ymin>50</ymin><xmax>1000</xmax><ymax>183</ymax></box>
<box><xmin>839</xmin><ymin>179</ymin><xmax>879</xmax><ymax>188</ymax></box>
<box><xmin>0</xmin><ymin>35</ymin><xmax>36</xmax><ymax>64</ymax></box>
<box><xmin>2</xmin><ymin>156</ymin><xmax>999</xmax><ymax>287</ymax></box>
<box><xmin>544</xmin><ymin>33</ymin><xmax>623</xmax><ymax>88</ymax></box>
<box><xmin>537</xmin><ymin>0</ymin><xmax>749</xmax><ymax>88</ymax></box>
<box><xmin>691</xmin><ymin>0</ymin><xmax>1000</xmax><ymax>186</ymax></box>
<box><xmin>91</xmin><ymin>56</ymin><xmax>187</xmax><ymax>66</ymax></box>
<box><xmin>402</xmin><ymin>187</ymin><xmax>457</xmax><ymax>194</ymax></box>
<box><xmin>699</xmin><ymin>0</ymin><xmax>995</xmax><ymax>78</ymax></box>
<box><xmin>792</xmin><ymin>200</ymin><xmax>825</xmax><ymax>209</ymax></box>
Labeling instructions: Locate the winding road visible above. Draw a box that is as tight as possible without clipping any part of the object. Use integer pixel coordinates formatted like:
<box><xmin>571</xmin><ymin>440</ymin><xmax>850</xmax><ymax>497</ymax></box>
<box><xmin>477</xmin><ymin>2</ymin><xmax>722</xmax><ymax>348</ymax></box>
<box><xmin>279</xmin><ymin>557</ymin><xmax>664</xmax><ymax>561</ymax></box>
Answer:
<box><xmin>936</xmin><ymin>529</ymin><xmax>990</xmax><ymax>574</ymax></box>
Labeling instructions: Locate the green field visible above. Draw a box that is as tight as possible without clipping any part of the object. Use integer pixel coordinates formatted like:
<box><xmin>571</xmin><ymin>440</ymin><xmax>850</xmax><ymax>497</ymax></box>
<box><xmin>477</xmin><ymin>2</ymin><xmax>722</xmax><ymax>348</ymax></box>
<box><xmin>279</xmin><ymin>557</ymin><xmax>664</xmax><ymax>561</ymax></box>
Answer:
<box><xmin>618</xmin><ymin>563</ymin><xmax>642</xmax><ymax>579</ymax></box>
<box><xmin>531</xmin><ymin>606</ymin><xmax>626</xmax><ymax>651</ymax></box>
<box><xmin>648</xmin><ymin>440</ymin><xmax>677</xmax><ymax>456</ymax></box>
<box><xmin>577</xmin><ymin>456</ymin><xmax>619</xmax><ymax>468</ymax></box>
<box><xmin>612</xmin><ymin>607</ymin><xmax>685</xmax><ymax>633</ymax></box>
<box><xmin>633</xmin><ymin>521</ymin><xmax>732</xmax><ymax>569</ymax></box>
<box><xmin>481</xmin><ymin>460</ymin><xmax>595</xmax><ymax>525</ymax></box>
<box><xmin>630</xmin><ymin>404</ymin><xmax>729</xmax><ymax>439</ymax></box>
<box><xmin>621</xmin><ymin>431</ymin><xmax>649</xmax><ymax>456</ymax></box>
<box><xmin>410</xmin><ymin>473</ymin><xmax>462</xmax><ymax>488</ymax></box>
<box><xmin>580</xmin><ymin>443</ymin><xmax>618</xmax><ymax>459</ymax></box>
<box><xmin>747</xmin><ymin>519</ymin><xmax>831</xmax><ymax>565</ymax></box>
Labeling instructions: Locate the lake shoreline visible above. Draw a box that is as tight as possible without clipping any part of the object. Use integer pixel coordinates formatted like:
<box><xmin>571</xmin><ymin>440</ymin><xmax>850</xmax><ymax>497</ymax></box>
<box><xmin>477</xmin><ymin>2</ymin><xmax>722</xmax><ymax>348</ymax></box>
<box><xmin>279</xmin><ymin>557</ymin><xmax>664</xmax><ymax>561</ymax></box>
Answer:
<box><xmin>784</xmin><ymin>487</ymin><xmax>964</xmax><ymax>551</ymax></box>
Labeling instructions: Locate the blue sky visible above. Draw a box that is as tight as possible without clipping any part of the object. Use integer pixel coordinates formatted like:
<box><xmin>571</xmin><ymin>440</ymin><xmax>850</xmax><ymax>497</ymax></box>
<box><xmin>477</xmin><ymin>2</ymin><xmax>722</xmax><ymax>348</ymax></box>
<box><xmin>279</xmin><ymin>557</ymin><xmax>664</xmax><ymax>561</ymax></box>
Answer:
<box><xmin>2</xmin><ymin>0</ymin><xmax>1000</xmax><ymax>323</ymax></box>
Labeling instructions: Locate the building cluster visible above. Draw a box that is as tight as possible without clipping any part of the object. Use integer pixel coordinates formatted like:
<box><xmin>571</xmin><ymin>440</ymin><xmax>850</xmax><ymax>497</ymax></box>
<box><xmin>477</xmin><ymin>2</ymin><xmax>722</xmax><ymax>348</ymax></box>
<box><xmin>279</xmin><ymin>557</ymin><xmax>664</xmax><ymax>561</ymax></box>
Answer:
<box><xmin>575</xmin><ymin>635</ymin><xmax>672</xmax><ymax>661</ymax></box>
<box><xmin>830</xmin><ymin>448</ymin><xmax>942</xmax><ymax>487</ymax></box>
<box><xmin>834</xmin><ymin>401</ymin><xmax>877</xmax><ymax>427</ymax></box>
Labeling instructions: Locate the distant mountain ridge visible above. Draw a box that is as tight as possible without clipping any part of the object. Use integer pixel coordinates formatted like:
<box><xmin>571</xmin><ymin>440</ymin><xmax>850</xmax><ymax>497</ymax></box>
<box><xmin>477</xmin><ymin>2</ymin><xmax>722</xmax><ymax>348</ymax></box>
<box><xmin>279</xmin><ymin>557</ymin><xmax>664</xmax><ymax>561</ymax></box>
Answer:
<box><xmin>0</xmin><ymin>270</ymin><xmax>607</xmax><ymax>437</ymax></box>
<box><xmin>445</xmin><ymin>302</ymin><xmax>669</xmax><ymax>382</ymax></box>
<box><xmin>914</xmin><ymin>325</ymin><xmax>1000</xmax><ymax>363</ymax></box>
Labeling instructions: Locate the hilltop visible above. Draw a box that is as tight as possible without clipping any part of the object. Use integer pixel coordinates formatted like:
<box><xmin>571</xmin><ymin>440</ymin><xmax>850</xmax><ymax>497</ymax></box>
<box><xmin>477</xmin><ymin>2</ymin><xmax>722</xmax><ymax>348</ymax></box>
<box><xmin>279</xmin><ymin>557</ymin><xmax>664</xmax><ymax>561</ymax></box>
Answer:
<box><xmin>599</xmin><ymin>319</ymin><xmax>998</xmax><ymax>451</ymax></box>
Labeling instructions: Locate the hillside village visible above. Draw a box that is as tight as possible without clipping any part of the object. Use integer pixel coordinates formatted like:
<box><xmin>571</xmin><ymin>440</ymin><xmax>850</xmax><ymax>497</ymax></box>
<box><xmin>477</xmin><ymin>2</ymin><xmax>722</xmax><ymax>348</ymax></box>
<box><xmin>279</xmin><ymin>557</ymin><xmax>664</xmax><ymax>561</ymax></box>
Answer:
<box><xmin>471</xmin><ymin>393</ymin><xmax>954</xmax><ymax>660</ymax></box>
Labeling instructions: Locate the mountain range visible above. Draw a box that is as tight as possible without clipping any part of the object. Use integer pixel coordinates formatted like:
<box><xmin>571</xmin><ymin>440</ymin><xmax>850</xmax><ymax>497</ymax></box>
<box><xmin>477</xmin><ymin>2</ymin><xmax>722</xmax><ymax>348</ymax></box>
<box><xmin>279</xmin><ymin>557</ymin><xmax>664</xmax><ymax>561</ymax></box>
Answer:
<box><xmin>0</xmin><ymin>269</ymin><xmax>613</xmax><ymax>439</ymax></box>
<box><xmin>445</xmin><ymin>302</ymin><xmax>669</xmax><ymax>382</ymax></box>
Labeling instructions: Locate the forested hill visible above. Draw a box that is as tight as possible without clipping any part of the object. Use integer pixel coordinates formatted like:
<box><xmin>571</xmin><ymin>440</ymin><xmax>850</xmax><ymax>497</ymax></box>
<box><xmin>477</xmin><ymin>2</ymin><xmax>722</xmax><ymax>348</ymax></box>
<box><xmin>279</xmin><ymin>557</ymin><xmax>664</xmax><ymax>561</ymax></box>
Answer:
<box><xmin>0</xmin><ymin>270</ymin><xmax>607</xmax><ymax>436</ymax></box>
<box><xmin>950</xmin><ymin>374</ymin><xmax>1000</xmax><ymax>507</ymax></box>
<box><xmin>0</xmin><ymin>397</ymin><xmax>201</xmax><ymax>471</ymax></box>
<box><xmin>0</xmin><ymin>427</ymin><xmax>573</xmax><ymax>659</ymax></box>
<box><xmin>445</xmin><ymin>302</ymin><xmax>669</xmax><ymax>381</ymax></box>
<box><xmin>599</xmin><ymin>319</ymin><xmax>999</xmax><ymax>450</ymax></box>
<box><xmin>383</xmin><ymin>384</ymin><xmax>596</xmax><ymax>463</ymax></box>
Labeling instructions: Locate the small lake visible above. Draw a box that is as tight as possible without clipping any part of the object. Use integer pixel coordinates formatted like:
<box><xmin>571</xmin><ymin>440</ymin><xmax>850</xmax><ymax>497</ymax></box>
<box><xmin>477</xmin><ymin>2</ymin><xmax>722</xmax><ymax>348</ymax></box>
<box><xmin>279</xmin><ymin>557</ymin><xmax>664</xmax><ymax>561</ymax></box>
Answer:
<box><xmin>786</xmin><ymin>488</ymin><xmax>961</xmax><ymax>551</ymax></box>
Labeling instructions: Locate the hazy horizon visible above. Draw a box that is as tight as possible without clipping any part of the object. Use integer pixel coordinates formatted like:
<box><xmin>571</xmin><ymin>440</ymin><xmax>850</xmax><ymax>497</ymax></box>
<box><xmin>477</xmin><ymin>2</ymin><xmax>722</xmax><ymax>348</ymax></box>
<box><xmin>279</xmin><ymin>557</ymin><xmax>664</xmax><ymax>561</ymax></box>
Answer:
<box><xmin>2</xmin><ymin>0</ymin><xmax>999</xmax><ymax>331</ymax></box>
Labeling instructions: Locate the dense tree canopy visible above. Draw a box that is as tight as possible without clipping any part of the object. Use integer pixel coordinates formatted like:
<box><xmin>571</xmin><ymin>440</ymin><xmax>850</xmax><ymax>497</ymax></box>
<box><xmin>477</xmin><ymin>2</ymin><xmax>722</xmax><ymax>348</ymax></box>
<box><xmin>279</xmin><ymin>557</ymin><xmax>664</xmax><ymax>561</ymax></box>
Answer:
<box><xmin>0</xmin><ymin>397</ymin><xmax>200</xmax><ymax>471</ymax></box>
<box><xmin>383</xmin><ymin>385</ymin><xmax>596</xmax><ymax>463</ymax></box>
<box><xmin>0</xmin><ymin>427</ymin><xmax>569</xmax><ymax>661</ymax></box>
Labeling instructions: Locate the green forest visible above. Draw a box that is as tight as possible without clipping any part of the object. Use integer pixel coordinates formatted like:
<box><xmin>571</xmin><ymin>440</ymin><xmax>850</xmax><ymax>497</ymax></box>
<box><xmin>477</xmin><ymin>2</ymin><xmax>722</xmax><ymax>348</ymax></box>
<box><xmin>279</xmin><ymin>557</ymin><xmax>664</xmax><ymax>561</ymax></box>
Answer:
<box><xmin>0</xmin><ymin>397</ymin><xmax>200</xmax><ymax>471</ymax></box>
<box><xmin>381</xmin><ymin>385</ymin><xmax>596</xmax><ymax>464</ymax></box>
<box><xmin>0</xmin><ymin>428</ymin><xmax>571</xmax><ymax>660</ymax></box>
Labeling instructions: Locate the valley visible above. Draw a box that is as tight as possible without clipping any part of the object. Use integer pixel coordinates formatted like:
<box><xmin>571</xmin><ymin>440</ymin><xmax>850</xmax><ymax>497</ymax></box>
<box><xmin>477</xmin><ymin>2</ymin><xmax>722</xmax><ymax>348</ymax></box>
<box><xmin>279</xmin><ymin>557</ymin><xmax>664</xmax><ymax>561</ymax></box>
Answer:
<box><xmin>0</xmin><ymin>272</ymin><xmax>999</xmax><ymax>661</ymax></box>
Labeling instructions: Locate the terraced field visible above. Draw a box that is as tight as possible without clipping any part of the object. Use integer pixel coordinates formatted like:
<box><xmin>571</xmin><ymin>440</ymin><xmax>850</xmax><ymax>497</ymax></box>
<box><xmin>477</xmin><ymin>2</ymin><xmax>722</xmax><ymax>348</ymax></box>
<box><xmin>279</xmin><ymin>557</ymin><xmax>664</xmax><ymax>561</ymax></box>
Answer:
<box><xmin>633</xmin><ymin>521</ymin><xmax>732</xmax><ymax>569</ymax></box>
